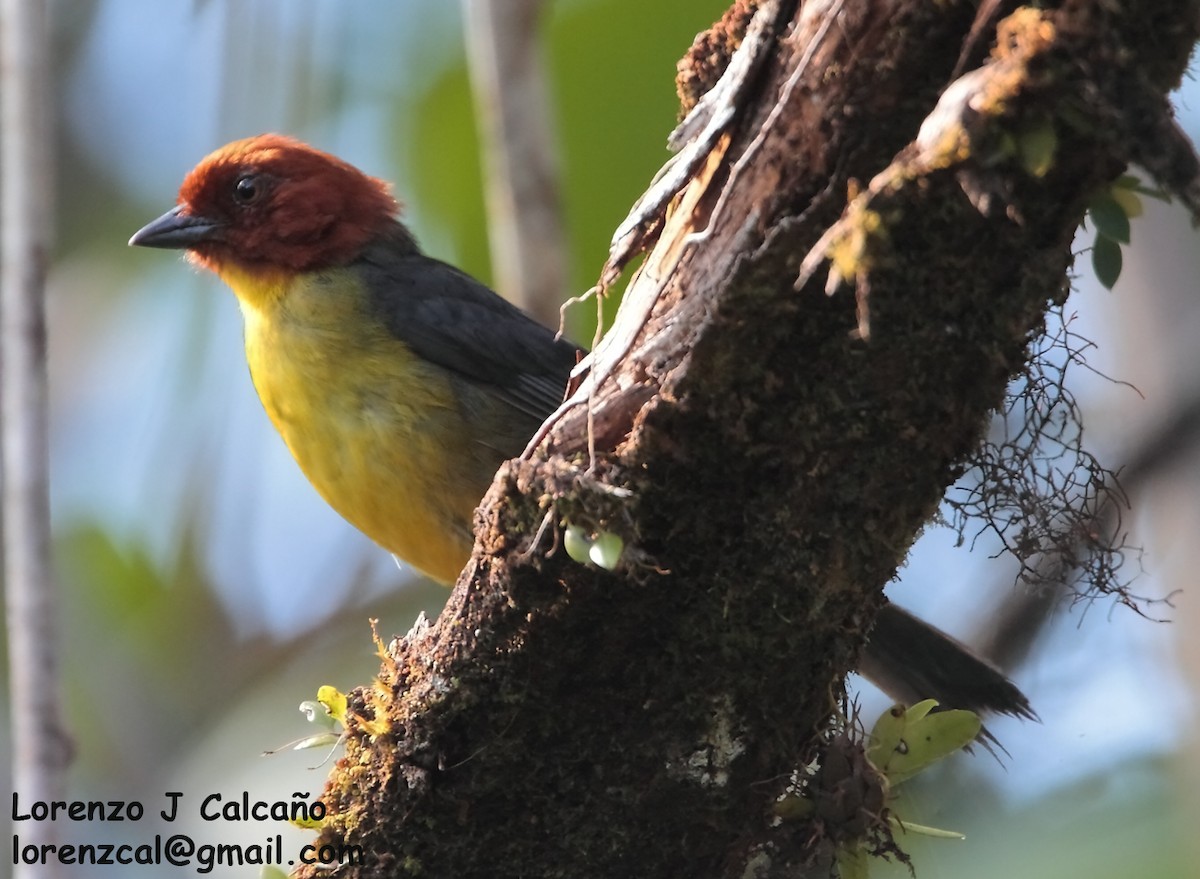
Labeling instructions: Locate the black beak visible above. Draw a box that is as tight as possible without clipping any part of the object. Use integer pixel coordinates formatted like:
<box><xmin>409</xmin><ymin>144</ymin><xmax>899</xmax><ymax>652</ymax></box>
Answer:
<box><xmin>128</xmin><ymin>205</ymin><xmax>224</xmax><ymax>249</ymax></box>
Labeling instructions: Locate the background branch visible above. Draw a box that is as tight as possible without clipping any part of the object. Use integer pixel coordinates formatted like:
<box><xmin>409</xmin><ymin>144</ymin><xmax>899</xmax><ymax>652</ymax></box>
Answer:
<box><xmin>462</xmin><ymin>0</ymin><xmax>568</xmax><ymax>327</ymax></box>
<box><xmin>2</xmin><ymin>0</ymin><xmax>71</xmax><ymax>873</ymax></box>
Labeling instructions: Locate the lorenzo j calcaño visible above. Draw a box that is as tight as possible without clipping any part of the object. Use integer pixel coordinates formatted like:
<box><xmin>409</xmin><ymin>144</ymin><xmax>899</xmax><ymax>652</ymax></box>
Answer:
<box><xmin>130</xmin><ymin>134</ymin><xmax>1033</xmax><ymax>721</ymax></box>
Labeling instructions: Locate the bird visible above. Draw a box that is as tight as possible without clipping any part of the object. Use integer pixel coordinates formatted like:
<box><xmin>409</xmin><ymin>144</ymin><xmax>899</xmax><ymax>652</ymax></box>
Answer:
<box><xmin>130</xmin><ymin>134</ymin><xmax>580</xmax><ymax>583</ymax></box>
<box><xmin>129</xmin><ymin>134</ymin><xmax>1033</xmax><ymax>721</ymax></box>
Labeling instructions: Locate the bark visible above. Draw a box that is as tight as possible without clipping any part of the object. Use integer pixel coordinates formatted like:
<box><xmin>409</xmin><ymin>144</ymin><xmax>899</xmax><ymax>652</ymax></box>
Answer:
<box><xmin>300</xmin><ymin>2</ymin><xmax>1200</xmax><ymax>877</ymax></box>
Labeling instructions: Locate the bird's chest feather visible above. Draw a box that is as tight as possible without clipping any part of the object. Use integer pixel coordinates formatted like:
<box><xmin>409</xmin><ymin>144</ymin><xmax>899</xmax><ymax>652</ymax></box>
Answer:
<box><xmin>234</xmin><ymin>272</ymin><xmax>481</xmax><ymax>582</ymax></box>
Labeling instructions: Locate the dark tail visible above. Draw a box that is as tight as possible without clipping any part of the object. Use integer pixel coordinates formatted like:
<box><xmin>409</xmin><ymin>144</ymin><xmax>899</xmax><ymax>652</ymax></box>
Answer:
<box><xmin>860</xmin><ymin>603</ymin><xmax>1036</xmax><ymax>721</ymax></box>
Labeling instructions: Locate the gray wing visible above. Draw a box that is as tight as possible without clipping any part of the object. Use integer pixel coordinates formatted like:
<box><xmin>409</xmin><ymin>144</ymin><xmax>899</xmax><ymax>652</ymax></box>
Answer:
<box><xmin>358</xmin><ymin>225</ymin><xmax>583</xmax><ymax>425</ymax></box>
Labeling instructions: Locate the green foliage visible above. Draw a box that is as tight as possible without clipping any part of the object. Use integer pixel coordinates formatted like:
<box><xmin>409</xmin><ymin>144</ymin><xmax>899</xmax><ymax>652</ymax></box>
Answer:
<box><xmin>405</xmin><ymin>0</ymin><xmax>730</xmax><ymax>342</ymax></box>
<box><xmin>1089</xmin><ymin>190</ymin><xmax>1132</xmax><ymax>244</ymax></box>
<box><xmin>1092</xmin><ymin>233</ymin><xmax>1124</xmax><ymax>289</ymax></box>
<box><xmin>49</xmin><ymin>524</ymin><xmax>243</xmax><ymax>777</ymax></box>
<box><xmin>58</xmin><ymin>524</ymin><xmax>231</xmax><ymax>711</ymax></box>
<box><xmin>830</xmin><ymin>702</ymin><xmax>983</xmax><ymax>878</ymax></box>
<box><xmin>1087</xmin><ymin>174</ymin><xmax>1163</xmax><ymax>289</ymax></box>
<box><xmin>867</xmin><ymin>699</ymin><xmax>982</xmax><ymax>789</ymax></box>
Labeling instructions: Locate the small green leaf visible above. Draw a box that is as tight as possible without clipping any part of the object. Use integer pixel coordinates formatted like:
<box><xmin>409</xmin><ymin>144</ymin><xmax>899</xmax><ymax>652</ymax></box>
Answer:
<box><xmin>867</xmin><ymin>699</ymin><xmax>937</xmax><ymax>767</ymax></box>
<box><xmin>1088</xmin><ymin>192</ymin><xmax>1131</xmax><ymax>243</ymax></box>
<box><xmin>1092</xmin><ymin>235</ymin><xmax>1123</xmax><ymax>289</ymax></box>
<box><xmin>588</xmin><ymin>531</ymin><xmax>624</xmax><ymax>570</ymax></box>
<box><xmin>1114</xmin><ymin>174</ymin><xmax>1165</xmax><ymax>200</ymax></box>
<box><xmin>867</xmin><ymin>703</ymin><xmax>912</xmax><ymax>767</ymax></box>
<box><xmin>1110</xmin><ymin>184</ymin><xmax>1144</xmax><ymax>219</ymax></box>
<box><xmin>867</xmin><ymin>701</ymin><xmax>981</xmax><ymax>787</ymax></box>
<box><xmin>563</xmin><ymin>525</ymin><xmax>593</xmax><ymax>564</ymax></box>
<box><xmin>887</xmin><ymin>711</ymin><xmax>981</xmax><ymax>786</ymax></box>
<box><xmin>1017</xmin><ymin>119</ymin><xmax>1057</xmax><ymax>177</ymax></box>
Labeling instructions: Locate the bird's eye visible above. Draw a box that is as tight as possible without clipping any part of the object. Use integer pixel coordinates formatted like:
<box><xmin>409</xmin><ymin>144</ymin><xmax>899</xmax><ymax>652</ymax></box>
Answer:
<box><xmin>233</xmin><ymin>174</ymin><xmax>261</xmax><ymax>205</ymax></box>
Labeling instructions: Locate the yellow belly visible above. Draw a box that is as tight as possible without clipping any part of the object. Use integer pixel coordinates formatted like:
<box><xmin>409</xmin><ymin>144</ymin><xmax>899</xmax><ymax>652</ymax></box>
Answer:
<box><xmin>232</xmin><ymin>268</ymin><xmax>484</xmax><ymax>584</ymax></box>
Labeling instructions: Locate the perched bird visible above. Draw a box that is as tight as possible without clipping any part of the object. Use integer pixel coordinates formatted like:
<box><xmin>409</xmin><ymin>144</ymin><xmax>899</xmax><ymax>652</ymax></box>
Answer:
<box><xmin>130</xmin><ymin>134</ymin><xmax>1032</xmax><ymax>721</ymax></box>
<box><xmin>130</xmin><ymin>134</ymin><xmax>579</xmax><ymax>582</ymax></box>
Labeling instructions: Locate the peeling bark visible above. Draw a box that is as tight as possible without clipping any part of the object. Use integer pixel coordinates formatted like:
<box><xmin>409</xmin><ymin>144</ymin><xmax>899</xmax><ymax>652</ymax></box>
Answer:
<box><xmin>299</xmin><ymin>2</ymin><xmax>1200</xmax><ymax>877</ymax></box>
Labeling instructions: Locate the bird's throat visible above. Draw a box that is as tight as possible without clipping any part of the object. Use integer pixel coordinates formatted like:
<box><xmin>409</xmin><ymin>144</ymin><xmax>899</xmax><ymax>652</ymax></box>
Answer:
<box><xmin>205</xmin><ymin>258</ymin><xmax>292</xmax><ymax>314</ymax></box>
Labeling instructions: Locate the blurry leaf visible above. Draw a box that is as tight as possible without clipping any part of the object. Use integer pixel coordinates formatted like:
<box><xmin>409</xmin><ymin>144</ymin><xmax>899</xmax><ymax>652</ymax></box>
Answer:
<box><xmin>1115</xmin><ymin>172</ymin><xmax>1168</xmax><ymax>201</ymax></box>
<box><xmin>57</xmin><ymin>524</ymin><xmax>229</xmax><ymax>683</ymax></box>
<box><xmin>54</xmin><ymin>522</ymin><xmax>306</xmax><ymax>776</ymax></box>
<box><xmin>1092</xmin><ymin>235</ymin><xmax>1123</xmax><ymax>289</ymax></box>
<box><xmin>1110</xmin><ymin>184</ymin><xmax>1144</xmax><ymax>219</ymax></box>
<box><xmin>1018</xmin><ymin>118</ymin><xmax>1057</xmax><ymax>178</ymax></box>
<box><xmin>1088</xmin><ymin>192</ymin><xmax>1131</xmax><ymax>243</ymax></box>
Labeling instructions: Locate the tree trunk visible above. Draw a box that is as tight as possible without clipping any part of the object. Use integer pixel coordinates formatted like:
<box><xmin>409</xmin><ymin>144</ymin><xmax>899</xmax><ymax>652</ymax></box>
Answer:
<box><xmin>300</xmin><ymin>2</ymin><xmax>1200</xmax><ymax>876</ymax></box>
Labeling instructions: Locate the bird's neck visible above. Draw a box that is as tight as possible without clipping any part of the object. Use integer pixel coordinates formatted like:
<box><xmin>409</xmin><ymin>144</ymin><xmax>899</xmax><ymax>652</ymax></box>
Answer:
<box><xmin>206</xmin><ymin>258</ymin><xmax>294</xmax><ymax>315</ymax></box>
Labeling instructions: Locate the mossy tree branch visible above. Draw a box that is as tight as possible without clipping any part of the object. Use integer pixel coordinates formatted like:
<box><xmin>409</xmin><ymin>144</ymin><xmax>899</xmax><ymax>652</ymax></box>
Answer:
<box><xmin>300</xmin><ymin>2</ymin><xmax>1200</xmax><ymax>876</ymax></box>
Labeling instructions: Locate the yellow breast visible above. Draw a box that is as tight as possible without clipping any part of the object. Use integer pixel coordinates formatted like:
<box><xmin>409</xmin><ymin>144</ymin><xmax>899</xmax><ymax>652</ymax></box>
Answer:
<box><xmin>221</xmin><ymin>264</ymin><xmax>482</xmax><ymax>584</ymax></box>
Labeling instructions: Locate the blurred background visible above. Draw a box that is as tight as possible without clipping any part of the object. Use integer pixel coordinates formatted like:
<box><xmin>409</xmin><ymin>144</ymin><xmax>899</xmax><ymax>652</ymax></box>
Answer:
<box><xmin>2</xmin><ymin>1</ymin><xmax>1198</xmax><ymax>876</ymax></box>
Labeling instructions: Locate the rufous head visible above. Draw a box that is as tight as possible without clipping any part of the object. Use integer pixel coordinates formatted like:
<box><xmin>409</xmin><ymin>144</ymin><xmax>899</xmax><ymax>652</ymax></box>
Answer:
<box><xmin>129</xmin><ymin>134</ymin><xmax>399</xmax><ymax>274</ymax></box>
